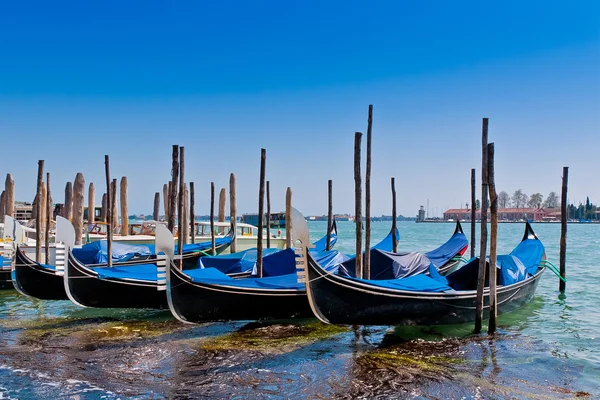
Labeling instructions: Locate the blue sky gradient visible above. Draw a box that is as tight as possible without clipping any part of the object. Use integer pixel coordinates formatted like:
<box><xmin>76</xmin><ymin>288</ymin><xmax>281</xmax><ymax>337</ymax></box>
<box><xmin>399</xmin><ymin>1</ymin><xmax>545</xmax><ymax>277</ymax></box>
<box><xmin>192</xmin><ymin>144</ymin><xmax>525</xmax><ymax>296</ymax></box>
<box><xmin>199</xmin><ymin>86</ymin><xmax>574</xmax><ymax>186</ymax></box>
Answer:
<box><xmin>1</xmin><ymin>1</ymin><xmax>599</xmax><ymax>217</ymax></box>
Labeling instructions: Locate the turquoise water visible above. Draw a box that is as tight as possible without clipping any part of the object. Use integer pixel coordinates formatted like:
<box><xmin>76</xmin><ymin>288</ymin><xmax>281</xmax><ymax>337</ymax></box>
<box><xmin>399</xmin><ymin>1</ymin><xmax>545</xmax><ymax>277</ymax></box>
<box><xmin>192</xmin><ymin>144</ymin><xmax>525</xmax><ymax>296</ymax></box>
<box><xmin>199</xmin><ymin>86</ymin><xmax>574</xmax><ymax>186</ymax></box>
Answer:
<box><xmin>1</xmin><ymin>221</ymin><xmax>598</xmax><ymax>398</ymax></box>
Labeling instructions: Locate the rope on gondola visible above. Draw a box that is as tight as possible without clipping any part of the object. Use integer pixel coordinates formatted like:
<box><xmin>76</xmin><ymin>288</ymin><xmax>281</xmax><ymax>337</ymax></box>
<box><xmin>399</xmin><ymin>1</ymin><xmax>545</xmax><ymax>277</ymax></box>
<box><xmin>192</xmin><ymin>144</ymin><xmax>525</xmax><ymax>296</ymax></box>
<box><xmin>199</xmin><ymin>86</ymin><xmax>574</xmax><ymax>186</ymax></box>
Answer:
<box><xmin>541</xmin><ymin>260</ymin><xmax>566</xmax><ymax>282</ymax></box>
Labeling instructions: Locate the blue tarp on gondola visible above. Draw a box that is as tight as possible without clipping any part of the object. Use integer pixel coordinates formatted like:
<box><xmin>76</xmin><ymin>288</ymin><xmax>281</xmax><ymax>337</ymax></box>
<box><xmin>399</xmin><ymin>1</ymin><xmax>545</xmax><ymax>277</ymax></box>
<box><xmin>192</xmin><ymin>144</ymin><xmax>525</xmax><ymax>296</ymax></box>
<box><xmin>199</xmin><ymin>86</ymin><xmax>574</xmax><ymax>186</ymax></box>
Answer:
<box><xmin>425</xmin><ymin>231</ymin><xmax>468</xmax><ymax>268</ymax></box>
<box><xmin>91</xmin><ymin>263</ymin><xmax>158</xmax><ymax>281</ymax></box>
<box><xmin>198</xmin><ymin>248</ymin><xmax>282</xmax><ymax>275</ymax></box>
<box><xmin>346</xmin><ymin>271</ymin><xmax>453</xmax><ymax>292</ymax></box>
<box><xmin>312</xmin><ymin>232</ymin><xmax>338</xmax><ymax>253</ymax></box>
<box><xmin>339</xmin><ymin>250</ymin><xmax>433</xmax><ymax>280</ymax></box>
<box><xmin>73</xmin><ymin>241</ymin><xmax>154</xmax><ymax>264</ymax></box>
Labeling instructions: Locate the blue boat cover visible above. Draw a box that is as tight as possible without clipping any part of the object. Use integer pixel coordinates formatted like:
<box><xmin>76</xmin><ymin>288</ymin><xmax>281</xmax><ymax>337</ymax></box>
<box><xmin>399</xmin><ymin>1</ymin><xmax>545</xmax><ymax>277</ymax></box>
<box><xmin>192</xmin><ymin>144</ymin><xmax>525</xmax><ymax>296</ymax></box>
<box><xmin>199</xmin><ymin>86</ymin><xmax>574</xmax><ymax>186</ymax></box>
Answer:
<box><xmin>91</xmin><ymin>263</ymin><xmax>158</xmax><ymax>281</ymax></box>
<box><xmin>339</xmin><ymin>250</ymin><xmax>433</xmax><ymax>279</ymax></box>
<box><xmin>198</xmin><ymin>248</ymin><xmax>282</xmax><ymax>274</ymax></box>
<box><xmin>346</xmin><ymin>271</ymin><xmax>452</xmax><ymax>292</ymax></box>
<box><xmin>312</xmin><ymin>231</ymin><xmax>338</xmax><ymax>253</ymax></box>
<box><xmin>424</xmin><ymin>231</ymin><xmax>468</xmax><ymax>268</ymax></box>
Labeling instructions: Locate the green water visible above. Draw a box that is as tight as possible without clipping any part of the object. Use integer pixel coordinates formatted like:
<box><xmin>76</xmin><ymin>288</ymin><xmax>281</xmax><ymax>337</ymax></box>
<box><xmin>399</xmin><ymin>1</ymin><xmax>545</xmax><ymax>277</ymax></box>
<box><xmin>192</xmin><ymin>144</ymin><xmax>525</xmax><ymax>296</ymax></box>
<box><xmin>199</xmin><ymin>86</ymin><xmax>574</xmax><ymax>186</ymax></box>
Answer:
<box><xmin>0</xmin><ymin>221</ymin><xmax>598</xmax><ymax>398</ymax></box>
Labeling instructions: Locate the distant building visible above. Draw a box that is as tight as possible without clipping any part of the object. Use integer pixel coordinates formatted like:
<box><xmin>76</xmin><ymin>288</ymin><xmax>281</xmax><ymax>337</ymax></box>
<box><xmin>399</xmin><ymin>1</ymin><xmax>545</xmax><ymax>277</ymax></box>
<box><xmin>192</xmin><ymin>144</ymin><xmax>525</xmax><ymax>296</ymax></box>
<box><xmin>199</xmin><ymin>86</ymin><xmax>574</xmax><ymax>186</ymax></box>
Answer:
<box><xmin>417</xmin><ymin>206</ymin><xmax>426</xmax><ymax>222</ymax></box>
<box><xmin>443</xmin><ymin>207</ymin><xmax>555</xmax><ymax>222</ymax></box>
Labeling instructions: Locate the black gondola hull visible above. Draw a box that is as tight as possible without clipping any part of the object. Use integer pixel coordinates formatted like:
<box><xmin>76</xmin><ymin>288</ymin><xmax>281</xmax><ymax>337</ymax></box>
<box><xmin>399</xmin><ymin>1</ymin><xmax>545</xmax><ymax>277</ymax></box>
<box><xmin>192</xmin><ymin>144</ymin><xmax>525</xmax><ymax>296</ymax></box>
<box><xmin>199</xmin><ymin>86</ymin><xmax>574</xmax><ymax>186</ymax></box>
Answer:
<box><xmin>0</xmin><ymin>270</ymin><xmax>13</xmax><ymax>289</ymax></box>
<box><xmin>13</xmin><ymin>247</ymin><xmax>68</xmax><ymax>300</ymax></box>
<box><xmin>306</xmin><ymin>252</ymin><xmax>544</xmax><ymax>326</ymax></box>
<box><xmin>168</xmin><ymin>263</ymin><xmax>311</xmax><ymax>322</ymax></box>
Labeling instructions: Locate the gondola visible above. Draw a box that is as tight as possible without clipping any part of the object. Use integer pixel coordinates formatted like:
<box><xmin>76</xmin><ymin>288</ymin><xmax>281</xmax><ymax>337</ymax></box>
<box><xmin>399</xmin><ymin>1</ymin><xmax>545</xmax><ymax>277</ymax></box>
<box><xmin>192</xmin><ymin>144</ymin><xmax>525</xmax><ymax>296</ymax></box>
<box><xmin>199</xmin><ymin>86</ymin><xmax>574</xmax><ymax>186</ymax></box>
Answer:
<box><xmin>64</xmin><ymin>222</ymin><xmax>235</xmax><ymax>309</ymax></box>
<box><xmin>1</xmin><ymin>255</ymin><xmax>12</xmax><ymax>289</ymax></box>
<box><xmin>163</xmin><ymin>222</ymin><xmax>401</xmax><ymax>323</ymax></box>
<box><xmin>304</xmin><ymin>222</ymin><xmax>545</xmax><ymax>326</ymax></box>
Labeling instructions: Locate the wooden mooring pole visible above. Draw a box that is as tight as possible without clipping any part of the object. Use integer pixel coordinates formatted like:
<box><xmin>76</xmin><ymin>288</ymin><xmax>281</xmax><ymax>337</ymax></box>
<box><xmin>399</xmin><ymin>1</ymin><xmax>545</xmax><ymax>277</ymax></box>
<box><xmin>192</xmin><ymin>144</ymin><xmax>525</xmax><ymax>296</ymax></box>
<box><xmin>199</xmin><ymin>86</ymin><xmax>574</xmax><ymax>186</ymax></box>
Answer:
<box><xmin>45</xmin><ymin>173</ymin><xmax>51</xmax><ymax>264</ymax></box>
<box><xmin>229</xmin><ymin>173</ymin><xmax>237</xmax><ymax>252</ymax></box>
<box><xmin>487</xmin><ymin>143</ymin><xmax>498</xmax><ymax>334</ymax></box>
<box><xmin>218</xmin><ymin>187</ymin><xmax>226</xmax><ymax>235</ymax></box>
<box><xmin>120</xmin><ymin>177</ymin><xmax>128</xmax><ymax>236</ymax></box>
<box><xmin>35</xmin><ymin>160</ymin><xmax>44</xmax><ymax>263</ymax></box>
<box><xmin>560</xmin><ymin>167</ymin><xmax>568</xmax><ymax>292</ymax></box>
<box><xmin>189</xmin><ymin>183</ymin><xmax>195</xmax><ymax>244</ymax></box>
<box><xmin>153</xmin><ymin>192</ymin><xmax>160</xmax><ymax>221</ymax></box>
<box><xmin>471</xmin><ymin>168</ymin><xmax>476</xmax><ymax>258</ymax></box>
<box><xmin>257</xmin><ymin>149</ymin><xmax>266</xmax><ymax>277</ymax></box>
<box><xmin>286</xmin><ymin>187</ymin><xmax>292</xmax><ymax>248</ymax></box>
<box><xmin>168</xmin><ymin>145</ymin><xmax>179</xmax><ymax>233</ymax></box>
<box><xmin>365</xmin><ymin>105</ymin><xmax>373</xmax><ymax>279</ymax></box>
<box><xmin>183</xmin><ymin>184</ymin><xmax>189</xmax><ymax>246</ymax></box>
<box><xmin>210</xmin><ymin>182</ymin><xmax>216</xmax><ymax>255</ymax></box>
<box><xmin>474</xmin><ymin>117</ymin><xmax>489</xmax><ymax>334</ymax></box>
<box><xmin>111</xmin><ymin>179</ymin><xmax>118</xmax><ymax>230</ymax></box>
<box><xmin>88</xmin><ymin>182</ymin><xmax>95</xmax><ymax>225</ymax></box>
<box><xmin>178</xmin><ymin>146</ymin><xmax>185</xmax><ymax>251</ymax></box>
<box><xmin>64</xmin><ymin>182</ymin><xmax>73</xmax><ymax>221</ymax></box>
<box><xmin>101</xmin><ymin>193</ymin><xmax>107</xmax><ymax>222</ymax></box>
<box><xmin>104</xmin><ymin>155</ymin><xmax>113</xmax><ymax>267</ymax></box>
<box><xmin>266</xmin><ymin>181</ymin><xmax>271</xmax><ymax>248</ymax></box>
<box><xmin>40</xmin><ymin>183</ymin><xmax>47</xmax><ymax>258</ymax></box>
<box><xmin>163</xmin><ymin>184</ymin><xmax>169</xmax><ymax>221</ymax></box>
<box><xmin>391</xmin><ymin>177</ymin><xmax>398</xmax><ymax>253</ymax></box>
<box><xmin>5</xmin><ymin>174</ymin><xmax>14</xmax><ymax>219</ymax></box>
<box><xmin>354</xmin><ymin>132</ymin><xmax>363</xmax><ymax>279</ymax></box>
<box><xmin>73</xmin><ymin>173</ymin><xmax>85</xmax><ymax>245</ymax></box>
<box><xmin>326</xmin><ymin>180</ymin><xmax>333</xmax><ymax>251</ymax></box>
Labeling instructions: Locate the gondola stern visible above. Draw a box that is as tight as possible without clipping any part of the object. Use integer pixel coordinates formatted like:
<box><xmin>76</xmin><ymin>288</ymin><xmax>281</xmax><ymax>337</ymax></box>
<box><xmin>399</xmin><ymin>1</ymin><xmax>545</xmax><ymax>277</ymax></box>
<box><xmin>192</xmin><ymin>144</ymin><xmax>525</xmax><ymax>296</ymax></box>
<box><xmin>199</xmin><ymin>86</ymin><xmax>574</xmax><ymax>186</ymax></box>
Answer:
<box><xmin>302</xmin><ymin>249</ymin><xmax>334</xmax><ymax>325</ymax></box>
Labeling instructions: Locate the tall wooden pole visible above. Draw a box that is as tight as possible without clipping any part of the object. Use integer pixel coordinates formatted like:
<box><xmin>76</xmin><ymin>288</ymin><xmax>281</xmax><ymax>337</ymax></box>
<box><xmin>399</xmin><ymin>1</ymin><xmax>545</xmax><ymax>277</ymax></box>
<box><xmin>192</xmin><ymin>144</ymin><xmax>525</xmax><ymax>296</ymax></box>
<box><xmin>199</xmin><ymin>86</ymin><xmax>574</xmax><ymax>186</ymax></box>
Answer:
<box><xmin>111</xmin><ymin>179</ymin><xmax>118</xmax><ymax>230</ymax></box>
<box><xmin>73</xmin><ymin>173</ymin><xmax>85</xmax><ymax>245</ymax></box>
<box><xmin>474</xmin><ymin>118</ymin><xmax>489</xmax><ymax>334</ymax></box>
<box><xmin>560</xmin><ymin>167</ymin><xmax>568</xmax><ymax>292</ymax></box>
<box><xmin>471</xmin><ymin>168</ymin><xmax>476</xmax><ymax>258</ymax></box>
<box><xmin>189</xmin><ymin>183</ymin><xmax>195</xmax><ymax>244</ymax></box>
<box><xmin>391</xmin><ymin>177</ymin><xmax>398</xmax><ymax>253</ymax></box>
<box><xmin>35</xmin><ymin>161</ymin><xmax>44</xmax><ymax>263</ymax></box>
<box><xmin>285</xmin><ymin>187</ymin><xmax>292</xmax><ymax>249</ymax></box>
<box><xmin>487</xmin><ymin>143</ymin><xmax>498</xmax><ymax>333</ymax></box>
<box><xmin>229</xmin><ymin>173</ymin><xmax>237</xmax><ymax>252</ymax></box>
<box><xmin>64</xmin><ymin>182</ymin><xmax>73</xmax><ymax>221</ymax></box>
<box><xmin>101</xmin><ymin>193</ymin><xmax>107</xmax><ymax>222</ymax></box>
<box><xmin>0</xmin><ymin>191</ymin><xmax>5</xmax><ymax>223</ymax></box>
<box><xmin>183</xmin><ymin>183</ymin><xmax>189</xmax><ymax>245</ymax></box>
<box><xmin>88</xmin><ymin>182</ymin><xmax>95</xmax><ymax>224</ymax></box>
<box><xmin>120</xmin><ymin>177</ymin><xmax>129</xmax><ymax>235</ymax></box>
<box><xmin>218</xmin><ymin>187</ymin><xmax>226</xmax><ymax>235</ymax></box>
<box><xmin>104</xmin><ymin>155</ymin><xmax>113</xmax><ymax>267</ymax></box>
<box><xmin>153</xmin><ymin>192</ymin><xmax>160</xmax><ymax>221</ymax></box>
<box><xmin>266</xmin><ymin>181</ymin><xmax>271</xmax><ymax>248</ymax></box>
<box><xmin>5</xmin><ymin>174</ymin><xmax>14</xmax><ymax>219</ymax></box>
<box><xmin>257</xmin><ymin>149</ymin><xmax>266</xmax><ymax>277</ymax></box>
<box><xmin>168</xmin><ymin>145</ymin><xmax>179</xmax><ymax>233</ymax></box>
<box><xmin>326</xmin><ymin>180</ymin><xmax>333</xmax><ymax>251</ymax></box>
<box><xmin>40</xmin><ymin>183</ymin><xmax>47</xmax><ymax>258</ymax></box>
<box><xmin>178</xmin><ymin>146</ymin><xmax>185</xmax><ymax>250</ymax></box>
<box><xmin>210</xmin><ymin>182</ymin><xmax>216</xmax><ymax>255</ymax></box>
<box><xmin>163</xmin><ymin>183</ymin><xmax>169</xmax><ymax>221</ymax></box>
<box><xmin>45</xmin><ymin>173</ymin><xmax>51</xmax><ymax>264</ymax></box>
<box><xmin>364</xmin><ymin>105</ymin><xmax>373</xmax><ymax>279</ymax></box>
<box><xmin>354</xmin><ymin>132</ymin><xmax>363</xmax><ymax>279</ymax></box>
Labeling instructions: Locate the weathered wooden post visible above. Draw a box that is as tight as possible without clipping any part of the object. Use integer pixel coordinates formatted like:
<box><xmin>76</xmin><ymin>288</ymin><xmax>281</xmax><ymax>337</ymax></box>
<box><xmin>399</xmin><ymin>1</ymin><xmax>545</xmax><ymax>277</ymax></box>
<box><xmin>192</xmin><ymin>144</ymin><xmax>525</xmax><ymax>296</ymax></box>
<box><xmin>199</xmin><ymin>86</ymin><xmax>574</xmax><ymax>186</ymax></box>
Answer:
<box><xmin>45</xmin><ymin>173</ymin><xmax>51</xmax><ymax>264</ymax></box>
<box><xmin>210</xmin><ymin>182</ymin><xmax>216</xmax><ymax>255</ymax></box>
<box><xmin>111</xmin><ymin>179</ymin><xmax>118</xmax><ymax>230</ymax></box>
<box><xmin>40</xmin><ymin>183</ymin><xmax>47</xmax><ymax>257</ymax></box>
<box><xmin>266</xmin><ymin>181</ymin><xmax>271</xmax><ymax>248</ymax></box>
<box><xmin>183</xmin><ymin>183</ymin><xmax>189</xmax><ymax>244</ymax></box>
<box><xmin>153</xmin><ymin>192</ymin><xmax>160</xmax><ymax>221</ymax></box>
<box><xmin>326</xmin><ymin>179</ymin><xmax>333</xmax><ymax>251</ymax></box>
<box><xmin>229</xmin><ymin>173</ymin><xmax>237</xmax><ymax>252</ymax></box>
<box><xmin>104</xmin><ymin>155</ymin><xmax>113</xmax><ymax>267</ymax></box>
<box><xmin>560</xmin><ymin>167</ymin><xmax>568</xmax><ymax>292</ymax></box>
<box><xmin>100</xmin><ymin>193</ymin><xmax>107</xmax><ymax>222</ymax></box>
<box><xmin>73</xmin><ymin>173</ymin><xmax>85</xmax><ymax>245</ymax></box>
<box><xmin>257</xmin><ymin>149</ymin><xmax>266</xmax><ymax>277</ymax></box>
<box><xmin>471</xmin><ymin>168</ymin><xmax>476</xmax><ymax>258</ymax></box>
<box><xmin>120</xmin><ymin>177</ymin><xmax>128</xmax><ymax>236</ymax></box>
<box><xmin>5</xmin><ymin>174</ymin><xmax>14</xmax><ymax>218</ymax></box>
<box><xmin>189</xmin><ymin>182</ymin><xmax>195</xmax><ymax>244</ymax></box>
<box><xmin>168</xmin><ymin>145</ymin><xmax>179</xmax><ymax>233</ymax></box>
<box><xmin>64</xmin><ymin>182</ymin><xmax>73</xmax><ymax>221</ymax></box>
<box><xmin>391</xmin><ymin>177</ymin><xmax>398</xmax><ymax>253</ymax></box>
<box><xmin>474</xmin><ymin>118</ymin><xmax>489</xmax><ymax>334</ymax></box>
<box><xmin>218</xmin><ymin>187</ymin><xmax>226</xmax><ymax>235</ymax></box>
<box><xmin>88</xmin><ymin>182</ymin><xmax>95</xmax><ymax>224</ymax></box>
<box><xmin>163</xmin><ymin>183</ymin><xmax>169</xmax><ymax>221</ymax></box>
<box><xmin>0</xmin><ymin>191</ymin><xmax>5</xmax><ymax>222</ymax></box>
<box><xmin>35</xmin><ymin>161</ymin><xmax>44</xmax><ymax>263</ymax></box>
<box><xmin>487</xmin><ymin>143</ymin><xmax>498</xmax><ymax>334</ymax></box>
<box><xmin>178</xmin><ymin>146</ymin><xmax>185</xmax><ymax>250</ymax></box>
<box><xmin>354</xmin><ymin>132</ymin><xmax>363</xmax><ymax>279</ymax></box>
<box><xmin>286</xmin><ymin>187</ymin><xmax>292</xmax><ymax>249</ymax></box>
<box><xmin>365</xmin><ymin>105</ymin><xmax>373</xmax><ymax>279</ymax></box>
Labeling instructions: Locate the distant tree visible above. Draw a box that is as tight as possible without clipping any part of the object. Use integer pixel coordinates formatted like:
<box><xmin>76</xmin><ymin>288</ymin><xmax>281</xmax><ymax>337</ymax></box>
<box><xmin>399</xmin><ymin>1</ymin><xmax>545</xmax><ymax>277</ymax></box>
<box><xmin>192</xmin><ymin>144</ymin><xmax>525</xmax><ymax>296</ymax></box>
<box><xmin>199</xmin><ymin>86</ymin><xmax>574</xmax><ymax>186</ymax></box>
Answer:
<box><xmin>498</xmin><ymin>191</ymin><xmax>510</xmax><ymax>208</ymax></box>
<box><xmin>476</xmin><ymin>199</ymin><xmax>481</xmax><ymax>210</ymax></box>
<box><xmin>528</xmin><ymin>193</ymin><xmax>543</xmax><ymax>208</ymax></box>
<box><xmin>512</xmin><ymin>189</ymin><xmax>528</xmax><ymax>208</ymax></box>
<box><xmin>545</xmin><ymin>192</ymin><xmax>559</xmax><ymax>208</ymax></box>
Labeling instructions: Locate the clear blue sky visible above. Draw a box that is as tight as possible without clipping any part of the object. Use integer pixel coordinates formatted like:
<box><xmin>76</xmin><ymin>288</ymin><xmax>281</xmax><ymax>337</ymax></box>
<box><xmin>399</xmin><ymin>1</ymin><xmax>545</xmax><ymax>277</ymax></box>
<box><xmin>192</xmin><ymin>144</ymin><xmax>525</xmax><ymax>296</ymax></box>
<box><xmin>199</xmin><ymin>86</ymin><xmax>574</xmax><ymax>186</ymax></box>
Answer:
<box><xmin>1</xmin><ymin>1</ymin><xmax>599</xmax><ymax>217</ymax></box>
